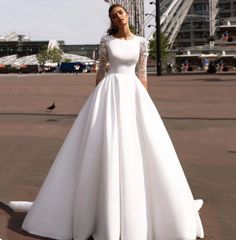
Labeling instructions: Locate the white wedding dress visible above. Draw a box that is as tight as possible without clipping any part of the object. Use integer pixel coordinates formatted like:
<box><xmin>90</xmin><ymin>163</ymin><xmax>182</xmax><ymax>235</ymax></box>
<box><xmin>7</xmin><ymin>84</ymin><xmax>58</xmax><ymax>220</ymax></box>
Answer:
<box><xmin>11</xmin><ymin>35</ymin><xmax>204</xmax><ymax>240</ymax></box>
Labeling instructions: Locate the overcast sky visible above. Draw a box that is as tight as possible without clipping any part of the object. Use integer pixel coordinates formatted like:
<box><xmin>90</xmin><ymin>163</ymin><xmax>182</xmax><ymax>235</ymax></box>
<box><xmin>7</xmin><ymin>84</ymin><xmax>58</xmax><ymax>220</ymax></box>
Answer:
<box><xmin>0</xmin><ymin>0</ymin><xmax>155</xmax><ymax>44</ymax></box>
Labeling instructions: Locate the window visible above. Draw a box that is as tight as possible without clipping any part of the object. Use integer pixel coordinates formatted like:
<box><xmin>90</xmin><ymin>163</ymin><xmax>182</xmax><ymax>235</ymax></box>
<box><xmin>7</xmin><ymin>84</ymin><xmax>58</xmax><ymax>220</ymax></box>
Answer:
<box><xmin>220</xmin><ymin>12</ymin><xmax>232</xmax><ymax>18</ymax></box>
<box><xmin>179</xmin><ymin>32</ymin><xmax>191</xmax><ymax>39</ymax></box>
<box><xmin>193</xmin><ymin>21</ymin><xmax>209</xmax><ymax>29</ymax></box>
<box><xmin>194</xmin><ymin>3</ymin><xmax>208</xmax><ymax>13</ymax></box>
<box><xmin>181</xmin><ymin>22</ymin><xmax>191</xmax><ymax>30</ymax></box>
<box><xmin>193</xmin><ymin>31</ymin><xmax>208</xmax><ymax>39</ymax></box>
<box><xmin>219</xmin><ymin>2</ymin><xmax>231</xmax><ymax>10</ymax></box>
<box><xmin>179</xmin><ymin>42</ymin><xmax>191</xmax><ymax>47</ymax></box>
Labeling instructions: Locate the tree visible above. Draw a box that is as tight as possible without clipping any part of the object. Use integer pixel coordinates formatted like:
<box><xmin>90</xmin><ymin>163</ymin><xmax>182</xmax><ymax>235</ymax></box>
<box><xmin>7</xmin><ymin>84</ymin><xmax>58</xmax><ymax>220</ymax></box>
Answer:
<box><xmin>36</xmin><ymin>45</ymin><xmax>48</xmax><ymax>66</ymax></box>
<box><xmin>62</xmin><ymin>58</ymin><xmax>72</xmax><ymax>63</ymax></box>
<box><xmin>149</xmin><ymin>32</ymin><xmax>170</xmax><ymax>65</ymax></box>
<box><xmin>37</xmin><ymin>46</ymin><xmax>63</xmax><ymax>68</ymax></box>
<box><xmin>47</xmin><ymin>48</ymin><xmax>63</xmax><ymax>63</ymax></box>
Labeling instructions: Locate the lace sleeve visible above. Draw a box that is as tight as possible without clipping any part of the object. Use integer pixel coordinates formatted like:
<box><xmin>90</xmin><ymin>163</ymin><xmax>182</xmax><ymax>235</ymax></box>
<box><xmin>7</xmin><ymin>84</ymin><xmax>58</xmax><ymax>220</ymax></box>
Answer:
<box><xmin>96</xmin><ymin>36</ymin><xmax>109</xmax><ymax>85</ymax></box>
<box><xmin>137</xmin><ymin>37</ymin><xmax>149</xmax><ymax>84</ymax></box>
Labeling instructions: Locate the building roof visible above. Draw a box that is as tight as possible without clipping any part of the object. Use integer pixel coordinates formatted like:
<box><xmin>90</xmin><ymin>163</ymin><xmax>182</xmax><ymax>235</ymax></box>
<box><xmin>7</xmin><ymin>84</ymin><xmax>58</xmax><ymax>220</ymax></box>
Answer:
<box><xmin>0</xmin><ymin>32</ymin><xmax>30</xmax><ymax>42</ymax></box>
<box><xmin>0</xmin><ymin>53</ymin><xmax>95</xmax><ymax>65</ymax></box>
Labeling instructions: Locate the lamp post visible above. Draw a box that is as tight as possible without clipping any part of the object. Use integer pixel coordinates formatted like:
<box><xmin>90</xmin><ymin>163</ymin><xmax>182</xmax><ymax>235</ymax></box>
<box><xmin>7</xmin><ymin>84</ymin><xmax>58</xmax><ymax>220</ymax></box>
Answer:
<box><xmin>155</xmin><ymin>0</ymin><xmax>162</xmax><ymax>76</ymax></box>
<box><xmin>134</xmin><ymin>1</ymin><xmax>137</xmax><ymax>34</ymax></box>
<box><xmin>149</xmin><ymin>1</ymin><xmax>162</xmax><ymax>76</ymax></box>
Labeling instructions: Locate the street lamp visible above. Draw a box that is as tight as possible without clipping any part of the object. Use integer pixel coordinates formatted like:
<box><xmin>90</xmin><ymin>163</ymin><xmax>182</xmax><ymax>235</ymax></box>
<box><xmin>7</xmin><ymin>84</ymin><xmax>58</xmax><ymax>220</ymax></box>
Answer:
<box><xmin>149</xmin><ymin>1</ymin><xmax>162</xmax><ymax>76</ymax></box>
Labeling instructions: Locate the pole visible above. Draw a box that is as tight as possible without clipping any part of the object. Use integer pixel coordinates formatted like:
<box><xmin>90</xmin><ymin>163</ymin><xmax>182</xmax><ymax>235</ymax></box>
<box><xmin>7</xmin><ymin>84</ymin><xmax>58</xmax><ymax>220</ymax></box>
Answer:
<box><xmin>134</xmin><ymin>1</ymin><xmax>137</xmax><ymax>34</ymax></box>
<box><xmin>156</xmin><ymin>0</ymin><xmax>162</xmax><ymax>76</ymax></box>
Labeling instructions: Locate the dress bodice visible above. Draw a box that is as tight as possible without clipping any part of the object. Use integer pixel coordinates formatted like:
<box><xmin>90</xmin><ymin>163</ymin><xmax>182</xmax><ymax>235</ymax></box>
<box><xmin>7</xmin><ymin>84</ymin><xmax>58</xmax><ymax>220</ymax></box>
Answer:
<box><xmin>97</xmin><ymin>34</ymin><xmax>149</xmax><ymax>81</ymax></box>
<box><xmin>106</xmin><ymin>36</ymin><xmax>140</xmax><ymax>75</ymax></box>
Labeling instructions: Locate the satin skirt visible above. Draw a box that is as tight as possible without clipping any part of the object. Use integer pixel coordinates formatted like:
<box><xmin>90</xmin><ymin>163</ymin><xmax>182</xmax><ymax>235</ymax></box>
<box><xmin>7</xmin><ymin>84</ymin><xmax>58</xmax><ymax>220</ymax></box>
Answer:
<box><xmin>21</xmin><ymin>73</ymin><xmax>204</xmax><ymax>240</ymax></box>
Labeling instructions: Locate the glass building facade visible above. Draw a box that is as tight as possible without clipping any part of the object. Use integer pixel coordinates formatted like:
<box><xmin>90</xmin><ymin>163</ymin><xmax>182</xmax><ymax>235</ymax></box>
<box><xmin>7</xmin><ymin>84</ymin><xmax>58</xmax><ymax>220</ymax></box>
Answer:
<box><xmin>174</xmin><ymin>0</ymin><xmax>236</xmax><ymax>48</ymax></box>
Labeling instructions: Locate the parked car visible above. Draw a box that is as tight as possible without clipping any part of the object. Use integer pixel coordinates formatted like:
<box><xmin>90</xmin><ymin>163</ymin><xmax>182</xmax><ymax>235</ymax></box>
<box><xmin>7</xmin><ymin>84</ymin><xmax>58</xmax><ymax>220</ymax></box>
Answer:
<box><xmin>19</xmin><ymin>64</ymin><xmax>39</xmax><ymax>73</ymax></box>
<box><xmin>59</xmin><ymin>62</ymin><xmax>85</xmax><ymax>73</ymax></box>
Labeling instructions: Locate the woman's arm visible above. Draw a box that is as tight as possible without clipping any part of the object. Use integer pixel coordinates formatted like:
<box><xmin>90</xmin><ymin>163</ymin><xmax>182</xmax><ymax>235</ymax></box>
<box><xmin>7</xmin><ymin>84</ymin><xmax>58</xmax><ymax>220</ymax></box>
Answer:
<box><xmin>96</xmin><ymin>36</ymin><xmax>108</xmax><ymax>86</ymax></box>
<box><xmin>137</xmin><ymin>38</ymin><xmax>149</xmax><ymax>90</ymax></box>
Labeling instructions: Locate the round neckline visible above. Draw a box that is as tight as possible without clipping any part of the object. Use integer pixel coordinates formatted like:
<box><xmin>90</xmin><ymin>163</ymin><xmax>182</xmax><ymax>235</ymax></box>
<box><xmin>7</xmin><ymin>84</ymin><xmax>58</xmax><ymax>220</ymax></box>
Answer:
<box><xmin>110</xmin><ymin>35</ymin><xmax>137</xmax><ymax>41</ymax></box>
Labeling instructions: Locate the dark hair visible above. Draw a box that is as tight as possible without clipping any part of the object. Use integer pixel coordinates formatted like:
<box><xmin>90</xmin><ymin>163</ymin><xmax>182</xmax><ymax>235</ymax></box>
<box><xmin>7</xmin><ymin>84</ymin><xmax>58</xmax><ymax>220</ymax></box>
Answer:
<box><xmin>107</xmin><ymin>4</ymin><xmax>128</xmax><ymax>36</ymax></box>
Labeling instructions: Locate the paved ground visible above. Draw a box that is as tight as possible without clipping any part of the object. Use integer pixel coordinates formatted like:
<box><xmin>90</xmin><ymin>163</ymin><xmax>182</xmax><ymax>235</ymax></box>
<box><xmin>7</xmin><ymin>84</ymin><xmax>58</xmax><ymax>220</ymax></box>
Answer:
<box><xmin>0</xmin><ymin>73</ymin><xmax>235</xmax><ymax>240</ymax></box>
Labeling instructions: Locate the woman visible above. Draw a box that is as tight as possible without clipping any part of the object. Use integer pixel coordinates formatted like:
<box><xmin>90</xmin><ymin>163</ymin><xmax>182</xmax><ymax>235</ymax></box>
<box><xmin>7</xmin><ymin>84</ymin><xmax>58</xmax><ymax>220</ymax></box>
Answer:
<box><xmin>10</xmin><ymin>4</ymin><xmax>204</xmax><ymax>240</ymax></box>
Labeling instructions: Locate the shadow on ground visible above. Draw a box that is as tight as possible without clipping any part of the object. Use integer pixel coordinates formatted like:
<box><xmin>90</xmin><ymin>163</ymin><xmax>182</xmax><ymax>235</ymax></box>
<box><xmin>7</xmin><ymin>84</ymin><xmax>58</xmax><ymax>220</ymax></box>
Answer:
<box><xmin>1</xmin><ymin>201</ymin><xmax>95</xmax><ymax>240</ymax></box>
<box><xmin>0</xmin><ymin>201</ymin><xmax>57</xmax><ymax>240</ymax></box>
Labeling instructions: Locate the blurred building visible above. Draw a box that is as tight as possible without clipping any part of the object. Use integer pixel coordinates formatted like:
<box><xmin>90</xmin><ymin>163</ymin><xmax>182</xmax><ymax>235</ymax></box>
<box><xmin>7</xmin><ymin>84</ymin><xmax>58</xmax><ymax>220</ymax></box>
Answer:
<box><xmin>0</xmin><ymin>32</ymin><xmax>64</xmax><ymax>58</ymax></box>
<box><xmin>146</xmin><ymin>0</ymin><xmax>196</xmax><ymax>46</ymax></box>
<box><xmin>174</xmin><ymin>0</ymin><xmax>236</xmax><ymax>48</ymax></box>
<box><xmin>0</xmin><ymin>32</ymin><xmax>99</xmax><ymax>60</ymax></box>
<box><xmin>171</xmin><ymin>18</ymin><xmax>236</xmax><ymax>72</ymax></box>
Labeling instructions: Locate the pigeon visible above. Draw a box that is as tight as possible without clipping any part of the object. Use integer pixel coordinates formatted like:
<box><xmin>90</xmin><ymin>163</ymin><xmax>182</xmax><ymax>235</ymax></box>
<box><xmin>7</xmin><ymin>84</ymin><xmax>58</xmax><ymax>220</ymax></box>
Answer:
<box><xmin>46</xmin><ymin>102</ymin><xmax>56</xmax><ymax>111</ymax></box>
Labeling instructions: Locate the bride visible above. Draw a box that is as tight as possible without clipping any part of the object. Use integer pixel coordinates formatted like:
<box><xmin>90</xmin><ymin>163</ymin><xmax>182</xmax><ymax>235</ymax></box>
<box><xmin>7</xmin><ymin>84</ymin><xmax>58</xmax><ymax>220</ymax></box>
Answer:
<box><xmin>10</xmin><ymin>3</ymin><xmax>204</xmax><ymax>240</ymax></box>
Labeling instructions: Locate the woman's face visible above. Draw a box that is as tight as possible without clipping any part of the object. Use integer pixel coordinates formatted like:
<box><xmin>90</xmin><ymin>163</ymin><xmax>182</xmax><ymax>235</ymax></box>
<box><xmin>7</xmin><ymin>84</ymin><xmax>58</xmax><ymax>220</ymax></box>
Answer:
<box><xmin>110</xmin><ymin>6</ymin><xmax>129</xmax><ymax>27</ymax></box>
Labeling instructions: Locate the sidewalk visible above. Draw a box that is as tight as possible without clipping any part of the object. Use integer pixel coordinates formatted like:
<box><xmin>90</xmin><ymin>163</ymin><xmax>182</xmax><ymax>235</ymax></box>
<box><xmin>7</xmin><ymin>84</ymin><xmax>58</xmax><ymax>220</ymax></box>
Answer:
<box><xmin>0</xmin><ymin>73</ymin><xmax>235</xmax><ymax>240</ymax></box>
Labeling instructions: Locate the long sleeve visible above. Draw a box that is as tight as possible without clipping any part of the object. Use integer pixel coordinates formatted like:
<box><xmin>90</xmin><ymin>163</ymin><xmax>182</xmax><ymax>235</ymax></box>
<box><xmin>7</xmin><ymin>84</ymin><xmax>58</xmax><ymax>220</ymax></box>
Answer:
<box><xmin>96</xmin><ymin>36</ymin><xmax>109</xmax><ymax>85</ymax></box>
<box><xmin>137</xmin><ymin>38</ymin><xmax>149</xmax><ymax>85</ymax></box>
